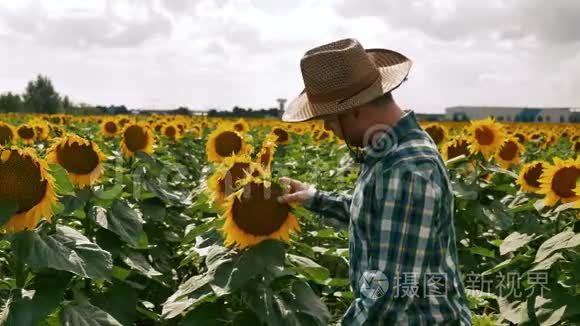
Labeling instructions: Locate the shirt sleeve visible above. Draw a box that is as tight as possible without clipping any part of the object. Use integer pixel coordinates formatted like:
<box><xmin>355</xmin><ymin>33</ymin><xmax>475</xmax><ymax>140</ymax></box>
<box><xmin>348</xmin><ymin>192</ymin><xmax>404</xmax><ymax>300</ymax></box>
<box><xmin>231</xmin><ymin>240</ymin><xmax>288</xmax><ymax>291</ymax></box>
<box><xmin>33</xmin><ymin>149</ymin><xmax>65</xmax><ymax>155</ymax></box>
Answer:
<box><xmin>302</xmin><ymin>189</ymin><xmax>352</xmax><ymax>223</ymax></box>
<box><xmin>344</xmin><ymin>162</ymin><xmax>441</xmax><ymax>325</ymax></box>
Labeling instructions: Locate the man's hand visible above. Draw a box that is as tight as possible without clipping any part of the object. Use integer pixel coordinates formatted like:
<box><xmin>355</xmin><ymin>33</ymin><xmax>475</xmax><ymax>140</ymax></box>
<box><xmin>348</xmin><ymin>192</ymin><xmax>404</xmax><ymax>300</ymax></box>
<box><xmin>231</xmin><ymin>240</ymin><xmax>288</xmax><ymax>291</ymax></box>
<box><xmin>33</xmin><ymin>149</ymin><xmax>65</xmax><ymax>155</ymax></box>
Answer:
<box><xmin>277</xmin><ymin>177</ymin><xmax>317</xmax><ymax>204</ymax></box>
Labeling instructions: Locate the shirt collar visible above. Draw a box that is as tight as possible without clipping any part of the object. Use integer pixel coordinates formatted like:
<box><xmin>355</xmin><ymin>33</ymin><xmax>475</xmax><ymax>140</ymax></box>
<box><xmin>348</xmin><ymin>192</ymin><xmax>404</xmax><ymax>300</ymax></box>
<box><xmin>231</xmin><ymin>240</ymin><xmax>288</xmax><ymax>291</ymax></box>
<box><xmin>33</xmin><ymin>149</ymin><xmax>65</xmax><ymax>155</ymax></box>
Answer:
<box><xmin>360</xmin><ymin>110</ymin><xmax>421</xmax><ymax>164</ymax></box>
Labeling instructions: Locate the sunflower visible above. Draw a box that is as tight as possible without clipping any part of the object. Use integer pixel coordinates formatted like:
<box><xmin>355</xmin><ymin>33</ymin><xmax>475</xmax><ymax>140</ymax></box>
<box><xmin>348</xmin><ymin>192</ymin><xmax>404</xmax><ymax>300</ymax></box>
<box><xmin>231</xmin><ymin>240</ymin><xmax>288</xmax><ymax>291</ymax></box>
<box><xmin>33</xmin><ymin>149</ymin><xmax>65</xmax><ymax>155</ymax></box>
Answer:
<box><xmin>256</xmin><ymin>134</ymin><xmax>277</xmax><ymax>172</ymax></box>
<box><xmin>314</xmin><ymin>128</ymin><xmax>332</xmax><ymax>144</ymax></box>
<box><xmin>208</xmin><ymin>155</ymin><xmax>261</xmax><ymax>203</ymax></box>
<box><xmin>546</xmin><ymin>132</ymin><xmax>557</xmax><ymax>146</ymax></box>
<box><xmin>494</xmin><ymin>137</ymin><xmax>524</xmax><ymax>169</ymax></box>
<box><xmin>154</xmin><ymin>122</ymin><xmax>164</xmax><ymax>133</ymax></box>
<box><xmin>51</xmin><ymin>125</ymin><xmax>65</xmax><ymax>138</ymax></box>
<box><xmin>572</xmin><ymin>141</ymin><xmax>580</xmax><ymax>152</ymax></box>
<box><xmin>232</xmin><ymin>119</ymin><xmax>249</xmax><ymax>134</ymax></box>
<box><xmin>120</xmin><ymin>123</ymin><xmax>155</xmax><ymax>157</ymax></box>
<box><xmin>16</xmin><ymin>124</ymin><xmax>36</xmax><ymax>145</ymax></box>
<box><xmin>0</xmin><ymin>123</ymin><xmax>16</xmax><ymax>145</ymax></box>
<box><xmin>517</xmin><ymin>161</ymin><xmax>547</xmax><ymax>193</ymax></box>
<box><xmin>538</xmin><ymin>158</ymin><xmax>580</xmax><ymax>206</ymax></box>
<box><xmin>49</xmin><ymin>115</ymin><xmax>63</xmax><ymax>125</ymax></box>
<box><xmin>441</xmin><ymin>136</ymin><xmax>471</xmax><ymax>161</ymax></box>
<box><xmin>271</xmin><ymin>127</ymin><xmax>291</xmax><ymax>145</ymax></box>
<box><xmin>424</xmin><ymin>123</ymin><xmax>447</xmax><ymax>146</ymax></box>
<box><xmin>161</xmin><ymin>123</ymin><xmax>182</xmax><ymax>141</ymax></box>
<box><xmin>312</xmin><ymin>128</ymin><xmax>321</xmax><ymax>140</ymax></box>
<box><xmin>206</xmin><ymin>126</ymin><xmax>251</xmax><ymax>163</ymax></box>
<box><xmin>0</xmin><ymin>147</ymin><xmax>57</xmax><ymax>232</ymax></box>
<box><xmin>513</xmin><ymin>132</ymin><xmax>526</xmax><ymax>144</ymax></box>
<box><xmin>191</xmin><ymin>124</ymin><xmax>202</xmax><ymax>138</ymax></box>
<box><xmin>101</xmin><ymin>119</ymin><xmax>120</xmax><ymax>138</ymax></box>
<box><xmin>468</xmin><ymin>117</ymin><xmax>504</xmax><ymax>159</ymax></box>
<box><xmin>292</xmin><ymin>124</ymin><xmax>305</xmax><ymax>135</ymax></box>
<box><xmin>222</xmin><ymin>175</ymin><xmax>300</xmax><ymax>249</ymax></box>
<box><xmin>32</xmin><ymin>121</ymin><xmax>50</xmax><ymax>141</ymax></box>
<box><xmin>530</xmin><ymin>132</ymin><xmax>543</xmax><ymax>141</ymax></box>
<box><xmin>118</xmin><ymin>117</ymin><xmax>131</xmax><ymax>127</ymax></box>
<box><xmin>46</xmin><ymin>134</ymin><xmax>106</xmax><ymax>188</ymax></box>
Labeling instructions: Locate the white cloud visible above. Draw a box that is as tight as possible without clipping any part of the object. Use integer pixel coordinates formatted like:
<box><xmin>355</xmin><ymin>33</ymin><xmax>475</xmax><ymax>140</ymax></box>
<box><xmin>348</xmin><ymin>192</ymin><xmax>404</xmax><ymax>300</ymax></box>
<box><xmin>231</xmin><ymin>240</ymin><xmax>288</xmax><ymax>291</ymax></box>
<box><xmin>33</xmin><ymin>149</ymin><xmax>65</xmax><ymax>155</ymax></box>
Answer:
<box><xmin>0</xmin><ymin>0</ymin><xmax>578</xmax><ymax>113</ymax></box>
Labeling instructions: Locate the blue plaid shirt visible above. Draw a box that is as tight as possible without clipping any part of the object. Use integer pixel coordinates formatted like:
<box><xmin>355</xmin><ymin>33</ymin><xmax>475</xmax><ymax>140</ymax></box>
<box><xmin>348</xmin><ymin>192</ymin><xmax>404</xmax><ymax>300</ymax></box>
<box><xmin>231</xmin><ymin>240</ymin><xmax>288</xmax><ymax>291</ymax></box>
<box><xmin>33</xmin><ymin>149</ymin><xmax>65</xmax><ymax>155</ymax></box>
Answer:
<box><xmin>304</xmin><ymin>111</ymin><xmax>471</xmax><ymax>325</ymax></box>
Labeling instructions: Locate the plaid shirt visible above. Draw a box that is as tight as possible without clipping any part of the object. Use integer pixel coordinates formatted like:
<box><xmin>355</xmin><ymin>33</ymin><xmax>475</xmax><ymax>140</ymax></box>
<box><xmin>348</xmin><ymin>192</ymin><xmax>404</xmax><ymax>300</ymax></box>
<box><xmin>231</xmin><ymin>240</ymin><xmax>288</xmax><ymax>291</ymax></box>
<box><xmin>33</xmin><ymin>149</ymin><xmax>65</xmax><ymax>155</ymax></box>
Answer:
<box><xmin>304</xmin><ymin>111</ymin><xmax>472</xmax><ymax>325</ymax></box>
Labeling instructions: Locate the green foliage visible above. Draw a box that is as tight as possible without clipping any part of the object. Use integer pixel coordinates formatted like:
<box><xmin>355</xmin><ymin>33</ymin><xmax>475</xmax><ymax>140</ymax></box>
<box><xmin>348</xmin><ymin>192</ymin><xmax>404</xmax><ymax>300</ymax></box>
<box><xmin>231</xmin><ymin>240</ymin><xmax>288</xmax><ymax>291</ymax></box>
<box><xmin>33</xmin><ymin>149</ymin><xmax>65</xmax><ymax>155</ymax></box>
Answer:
<box><xmin>0</xmin><ymin>118</ymin><xmax>578</xmax><ymax>325</ymax></box>
<box><xmin>23</xmin><ymin>75</ymin><xmax>62</xmax><ymax>114</ymax></box>
<box><xmin>0</xmin><ymin>92</ymin><xmax>23</xmax><ymax>113</ymax></box>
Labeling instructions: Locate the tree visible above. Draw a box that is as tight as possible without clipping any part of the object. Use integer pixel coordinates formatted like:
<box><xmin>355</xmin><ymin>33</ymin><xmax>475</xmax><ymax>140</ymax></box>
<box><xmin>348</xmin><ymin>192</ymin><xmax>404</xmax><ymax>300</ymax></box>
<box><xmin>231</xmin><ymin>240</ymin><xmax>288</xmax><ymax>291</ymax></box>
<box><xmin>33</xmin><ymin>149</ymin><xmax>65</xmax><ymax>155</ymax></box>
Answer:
<box><xmin>62</xmin><ymin>96</ymin><xmax>72</xmax><ymax>109</ymax></box>
<box><xmin>22</xmin><ymin>75</ymin><xmax>61</xmax><ymax>114</ymax></box>
<box><xmin>174</xmin><ymin>106</ymin><xmax>190</xmax><ymax>115</ymax></box>
<box><xmin>0</xmin><ymin>92</ymin><xmax>23</xmax><ymax>112</ymax></box>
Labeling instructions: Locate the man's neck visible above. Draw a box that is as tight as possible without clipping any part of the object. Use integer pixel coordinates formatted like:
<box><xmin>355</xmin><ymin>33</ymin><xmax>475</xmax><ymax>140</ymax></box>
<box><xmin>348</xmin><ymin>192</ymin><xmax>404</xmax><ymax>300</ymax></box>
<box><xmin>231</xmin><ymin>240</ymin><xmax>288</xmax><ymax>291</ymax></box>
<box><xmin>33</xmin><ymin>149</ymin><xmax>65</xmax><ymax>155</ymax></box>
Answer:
<box><xmin>375</xmin><ymin>104</ymin><xmax>404</xmax><ymax>127</ymax></box>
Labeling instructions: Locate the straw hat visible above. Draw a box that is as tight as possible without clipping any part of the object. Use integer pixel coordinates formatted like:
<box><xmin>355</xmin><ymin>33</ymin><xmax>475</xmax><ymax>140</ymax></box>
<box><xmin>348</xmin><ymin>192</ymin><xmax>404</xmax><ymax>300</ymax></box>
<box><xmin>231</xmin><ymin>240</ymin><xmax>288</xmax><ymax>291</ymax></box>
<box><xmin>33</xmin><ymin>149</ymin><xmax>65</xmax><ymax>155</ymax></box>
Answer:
<box><xmin>283</xmin><ymin>38</ymin><xmax>412</xmax><ymax>122</ymax></box>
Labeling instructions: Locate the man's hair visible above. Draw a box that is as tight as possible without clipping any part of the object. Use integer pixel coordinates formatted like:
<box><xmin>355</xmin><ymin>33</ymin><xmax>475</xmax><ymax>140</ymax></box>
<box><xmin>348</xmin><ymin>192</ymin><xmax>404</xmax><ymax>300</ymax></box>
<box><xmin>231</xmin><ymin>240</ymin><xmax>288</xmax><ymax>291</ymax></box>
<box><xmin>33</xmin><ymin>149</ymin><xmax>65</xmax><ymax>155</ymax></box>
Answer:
<box><xmin>367</xmin><ymin>92</ymin><xmax>394</xmax><ymax>107</ymax></box>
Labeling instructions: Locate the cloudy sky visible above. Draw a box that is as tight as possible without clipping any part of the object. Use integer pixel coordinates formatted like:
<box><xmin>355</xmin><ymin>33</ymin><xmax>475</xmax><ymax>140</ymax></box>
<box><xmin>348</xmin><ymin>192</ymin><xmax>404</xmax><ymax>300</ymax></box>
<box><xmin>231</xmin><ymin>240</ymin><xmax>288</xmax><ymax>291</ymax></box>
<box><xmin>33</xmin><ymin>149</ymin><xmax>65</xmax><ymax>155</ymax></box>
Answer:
<box><xmin>0</xmin><ymin>0</ymin><xmax>579</xmax><ymax>113</ymax></box>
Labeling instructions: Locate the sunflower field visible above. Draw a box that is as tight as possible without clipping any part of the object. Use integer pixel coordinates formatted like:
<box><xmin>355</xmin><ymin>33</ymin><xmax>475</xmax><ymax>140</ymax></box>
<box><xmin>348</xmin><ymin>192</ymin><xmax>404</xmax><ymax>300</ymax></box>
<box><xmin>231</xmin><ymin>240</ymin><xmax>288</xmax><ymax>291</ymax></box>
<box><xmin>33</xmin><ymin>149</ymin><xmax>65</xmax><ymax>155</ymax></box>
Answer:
<box><xmin>0</xmin><ymin>112</ymin><xmax>579</xmax><ymax>326</ymax></box>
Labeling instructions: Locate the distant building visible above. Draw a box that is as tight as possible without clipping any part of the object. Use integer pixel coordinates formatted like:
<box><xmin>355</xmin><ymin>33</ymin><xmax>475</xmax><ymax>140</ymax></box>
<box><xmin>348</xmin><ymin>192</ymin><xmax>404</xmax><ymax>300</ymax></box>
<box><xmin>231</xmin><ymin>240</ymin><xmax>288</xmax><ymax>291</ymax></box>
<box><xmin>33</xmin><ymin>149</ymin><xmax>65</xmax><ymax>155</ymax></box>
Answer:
<box><xmin>446</xmin><ymin>106</ymin><xmax>576</xmax><ymax>123</ymax></box>
<box><xmin>277</xmin><ymin>98</ymin><xmax>287</xmax><ymax>118</ymax></box>
<box><xmin>416</xmin><ymin>113</ymin><xmax>446</xmax><ymax>122</ymax></box>
<box><xmin>571</xmin><ymin>109</ymin><xmax>580</xmax><ymax>123</ymax></box>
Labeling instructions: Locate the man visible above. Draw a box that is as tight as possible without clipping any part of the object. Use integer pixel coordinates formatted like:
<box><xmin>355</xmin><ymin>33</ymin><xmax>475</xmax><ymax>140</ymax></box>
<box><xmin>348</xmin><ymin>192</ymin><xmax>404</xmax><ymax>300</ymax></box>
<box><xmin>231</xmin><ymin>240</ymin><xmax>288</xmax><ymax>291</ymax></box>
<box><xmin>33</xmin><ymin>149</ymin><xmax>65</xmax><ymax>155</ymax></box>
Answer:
<box><xmin>277</xmin><ymin>38</ymin><xmax>472</xmax><ymax>325</ymax></box>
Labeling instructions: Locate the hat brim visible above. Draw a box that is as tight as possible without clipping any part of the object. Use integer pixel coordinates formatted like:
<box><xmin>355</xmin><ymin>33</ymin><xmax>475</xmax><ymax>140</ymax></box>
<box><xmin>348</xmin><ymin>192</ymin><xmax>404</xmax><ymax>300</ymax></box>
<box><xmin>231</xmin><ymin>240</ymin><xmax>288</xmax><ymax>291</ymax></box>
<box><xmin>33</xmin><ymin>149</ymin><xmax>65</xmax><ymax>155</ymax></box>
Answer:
<box><xmin>282</xmin><ymin>49</ymin><xmax>412</xmax><ymax>122</ymax></box>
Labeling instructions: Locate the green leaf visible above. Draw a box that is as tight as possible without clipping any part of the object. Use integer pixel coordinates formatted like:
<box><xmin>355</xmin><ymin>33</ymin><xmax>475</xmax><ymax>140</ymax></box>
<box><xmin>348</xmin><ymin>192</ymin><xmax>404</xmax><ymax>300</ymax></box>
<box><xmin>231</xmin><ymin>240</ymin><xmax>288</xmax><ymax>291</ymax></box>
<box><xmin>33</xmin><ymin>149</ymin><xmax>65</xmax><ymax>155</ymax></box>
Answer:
<box><xmin>162</xmin><ymin>274</ymin><xmax>213</xmax><ymax>319</ymax></box>
<box><xmin>92</xmin><ymin>185</ymin><xmax>125</xmax><ymax>201</ymax></box>
<box><xmin>60</xmin><ymin>301</ymin><xmax>122</xmax><ymax>326</ymax></box>
<box><xmin>182</xmin><ymin>218</ymin><xmax>221</xmax><ymax>245</ymax></box>
<box><xmin>292</xmin><ymin>242</ymin><xmax>315</xmax><ymax>259</ymax></box>
<box><xmin>509</xmin><ymin>200</ymin><xmax>537</xmax><ymax>213</ymax></box>
<box><xmin>482</xmin><ymin>254</ymin><xmax>531</xmax><ymax>276</ymax></box>
<box><xmin>483</xmin><ymin>165</ymin><xmax>518</xmax><ymax>179</ymax></box>
<box><xmin>287</xmin><ymin>279</ymin><xmax>331</xmax><ymax>325</ymax></box>
<box><xmin>134</xmin><ymin>151</ymin><xmax>154</xmax><ymax>162</ymax></box>
<box><xmin>242</xmin><ymin>281</ymin><xmax>287</xmax><ymax>326</ymax></box>
<box><xmin>531</xmin><ymin>252</ymin><xmax>564</xmax><ymax>271</ymax></box>
<box><xmin>0</xmin><ymin>200</ymin><xmax>18</xmax><ymax>228</ymax></box>
<box><xmin>93</xmin><ymin>280</ymin><xmax>138</xmax><ymax>326</ymax></box>
<box><xmin>209</xmin><ymin>240</ymin><xmax>285</xmax><ymax>297</ymax></box>
<box><xmin>0</xmin><ymin>240</ymin><xmax>10</xmax><ymax>250</ymax></box>
<box><xmin>535</xmin><ymin>230</ymin><xmax>580</xmax><ymax>263</ymax></box>
<box><xmin>533</xmin><ymin>288</ymin><xmax>580</xmax><ymax>326</ymax></box>
<box><xmin>3</xmin><ymin>270</ymin><xmax>72</xmax><ymax>326</ymax></box>
<box><xmin>468</xmin><ymin>246</ymin><xmax>495</xmax><ymax>258</ymax></box>
<box><xmin>121</xmin><ymin>250</ymin><xmax>162</xmax><ymax>278</ymax></box>
<box><xmin>500</xmin><ymin>232</ymin><xmax>536</xmax><ymax>256</ymax></box>
<box><xmin>48</xmin><ymin>164</ymin><xmax>75</xmax><ymax>196</ymax></box>
<box><xmin>242</xmin><ymin>278</ymin><xmax>330</xmax><ymax>326</ymax></box>
<box><xmin>59</xmin><ymin>189</ymin><xmax>91</xmax><ymax>215</ymax></box>
<box><xmin>287</xmin><ymin>254</ymin><xmax>330</xmax><ymax>284</ymax></box>
<box><xmin>11</xmin><ymin>225</ymin><xmax>112</xmax><ymax>280</ymax></box>
<box><xmin>139</xmin><ymin>198</ymin><xmax>166</xmax><ymax>222</ymax></box>
<box><xmin>145</xmin><ymin>179</ymin><xmax>185</xmax><ymax>205</ymax></box>
<box><xmin>482</xmin><ymin>200</ymin><xmax>513</xmax><ymax>231</ymax></box>
<box><xmin>491</xmin><ymin>183</ymin><xmax>516</xmax><ymax>194</ymax></box>
<box><xmin>88</xmin><ymin>201</ymin><xmax>145</xmax><ymax>246</ymax></box>
<box><xmin>95</xmin><ymin>229</ymin><xmax>123</xmax><ymax>260</ymax></box>
<box><xmin>497</xmin><ymin>297</ymin><xmax>530</xmax><ymax>324</ymax></box>
<box><xmin>111</xmin><ymin>266</ymin><xmax>131</xmax><ymax>281</ymax></box>
<box><xmin>179</xmin><ymin>302</ymin><xmax>226</xmax><ymax>326</ymax></box>
<box><xmin>553</xmin><ymin>201</ymin><xmax>577</xmax><ymax>213</ymax></box>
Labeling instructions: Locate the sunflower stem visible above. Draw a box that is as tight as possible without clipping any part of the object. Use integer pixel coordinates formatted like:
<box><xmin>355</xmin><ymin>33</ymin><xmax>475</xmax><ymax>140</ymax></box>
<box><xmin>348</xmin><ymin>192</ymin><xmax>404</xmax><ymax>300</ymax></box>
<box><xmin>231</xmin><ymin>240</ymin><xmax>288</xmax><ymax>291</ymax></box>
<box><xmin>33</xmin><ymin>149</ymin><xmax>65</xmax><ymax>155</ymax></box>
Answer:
<box><xmin>14</xmin><ymin>256</ymin><xmax>26</xmax><ymax>289</ymax></box>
